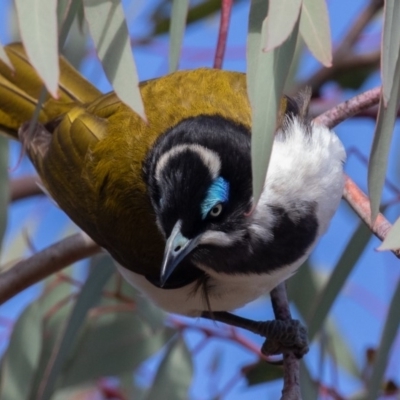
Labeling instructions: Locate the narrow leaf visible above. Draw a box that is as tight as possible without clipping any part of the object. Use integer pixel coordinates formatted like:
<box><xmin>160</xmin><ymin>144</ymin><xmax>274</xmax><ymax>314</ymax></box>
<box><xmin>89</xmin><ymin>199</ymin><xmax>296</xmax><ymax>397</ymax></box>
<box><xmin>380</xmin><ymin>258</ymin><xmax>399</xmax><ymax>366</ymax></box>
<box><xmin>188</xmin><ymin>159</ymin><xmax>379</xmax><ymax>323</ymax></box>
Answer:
<box><xmin>15</xmin><ymin>0</ymin><xmax>59</xmax><ymax>97</ymax></box>
<box><xmin>307</xmin><ymin>222</ymin><xmax>371</xmax><ymax>340</ymax></box>
<box><xmin>33</xmin><ymin>257</ymin><xmax>114</xmax><ymax>400</ymax></box>
<box><xmin>381</xmin><ymin>1</ymin><xmax>400</xmax><ymax>105</ymax></box>
<box><xmin>169</xmin><ymin>0</ymin><xmax>189</xmax><ymax>73</ymax></box>
<box><xmin>263</xmin><ymin>0</ymin><xmax>302</xmax><ymax>51</ymax></box>
<box><xmin>368</xmin><ymin>77</ymin><xmax>400</xmax><ymax>221</ymax></box>
<box><xmin>299</xmin><ymin>0</ymin><xmax>332</xmax><ymax>67</ymax></box>
<box><xmin>83</xmin><ymin>0</ymin><xmax>146</xmax><ymax>120</ymax></box>
<box><xmin>378</xmin><ymin>217</ymin><xmax>400</xmax><ymax>250</ymax></box>
<box><xmin>0</xmin><ymin>303</ymin><xmax>42</xmax><ymax>400</ymax></box>
<box><xmin>144</xmin><ymin>336</ymin><xmax>193</xmax><ymax>400</ymax></box>
<box><xmin>248</xmin><ymin>0</ymin><xmax>299</xmax><ymax>205</ymax></box>
<box><xmin>366</xmin><ymin>278</ymin><xmax>400</xmax><ymax>400</ymax></box>
<box><xmin>60</xmin><ymin>322</ymin><xmax>175</xmax><ymax>388</ymax></box>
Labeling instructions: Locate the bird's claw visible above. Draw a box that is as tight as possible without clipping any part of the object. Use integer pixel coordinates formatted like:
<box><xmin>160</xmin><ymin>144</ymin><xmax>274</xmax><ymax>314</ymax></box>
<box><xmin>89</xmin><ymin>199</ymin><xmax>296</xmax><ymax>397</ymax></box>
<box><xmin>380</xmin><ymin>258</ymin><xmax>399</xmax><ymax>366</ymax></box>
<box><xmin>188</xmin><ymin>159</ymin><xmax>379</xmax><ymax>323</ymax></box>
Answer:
<box><xmin>258</xmin><ymin>319</ymin><xmax>309</xmax><ymax>359</ymax></box>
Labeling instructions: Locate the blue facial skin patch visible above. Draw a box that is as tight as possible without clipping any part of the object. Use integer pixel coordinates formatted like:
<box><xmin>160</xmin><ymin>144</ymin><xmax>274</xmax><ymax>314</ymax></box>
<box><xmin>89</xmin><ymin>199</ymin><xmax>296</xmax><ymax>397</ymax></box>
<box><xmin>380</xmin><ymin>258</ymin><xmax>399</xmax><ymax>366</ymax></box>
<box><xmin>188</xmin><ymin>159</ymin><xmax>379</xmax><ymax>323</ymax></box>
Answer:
<box><xmin>201</xmin><ymin>177</ymin><xmax>230</xmax><ymax>219</ymax></box>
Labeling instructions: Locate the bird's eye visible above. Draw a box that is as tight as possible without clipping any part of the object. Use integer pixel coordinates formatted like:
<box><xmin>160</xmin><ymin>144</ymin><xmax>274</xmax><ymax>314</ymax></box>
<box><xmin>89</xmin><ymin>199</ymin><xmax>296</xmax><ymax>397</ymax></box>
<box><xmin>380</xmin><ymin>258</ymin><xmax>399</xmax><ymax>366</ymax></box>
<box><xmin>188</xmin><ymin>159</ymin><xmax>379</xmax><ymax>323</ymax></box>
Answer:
<box><xmin>209</xmin><ymin>203</ymin><xmax>223</xmax><ymax>218</ymax></box>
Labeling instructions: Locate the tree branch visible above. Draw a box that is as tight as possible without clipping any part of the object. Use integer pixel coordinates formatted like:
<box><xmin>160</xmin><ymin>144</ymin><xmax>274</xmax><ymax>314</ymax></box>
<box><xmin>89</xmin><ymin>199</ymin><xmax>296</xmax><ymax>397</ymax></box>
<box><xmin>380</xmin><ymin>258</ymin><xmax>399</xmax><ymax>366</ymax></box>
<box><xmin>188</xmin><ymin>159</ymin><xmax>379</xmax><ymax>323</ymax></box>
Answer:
<box><xmin>10</xmin><ymin>175</ymin><xmax>44</xmax><ymax>202</ymax></box>
<box><xmin>343</xmin><ymin>175</ymin><xmax>400</xmax><ymax>257</ymax></box>
<box><xmin>214</xmin><ymin>0</ymin><xmax>233</xmax><ymax>69</ymax></box>
<box><xmin>0</xmin><ymin>232</ymin><xmax>101</xmax><ymax>305</ymax></box>
<box><xmin>314</xmin><ymin>87</ymin><xmax>381</xmax><ymax>128</ymax></box>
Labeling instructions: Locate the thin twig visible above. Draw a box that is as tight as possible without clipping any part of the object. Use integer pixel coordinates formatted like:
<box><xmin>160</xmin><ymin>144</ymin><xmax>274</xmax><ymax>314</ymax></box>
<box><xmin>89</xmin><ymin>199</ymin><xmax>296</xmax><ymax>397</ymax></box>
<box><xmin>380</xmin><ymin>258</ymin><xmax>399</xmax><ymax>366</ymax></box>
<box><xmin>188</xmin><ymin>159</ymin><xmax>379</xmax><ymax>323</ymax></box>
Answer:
<box><xmin>343</xmin><ymin>175</ymin><xmax>400</xmax><ymax>257</ymax></box>
<box><xmin>10</xmin><ymin>175</ymin><xmax>44</xmax><ymax>202</ymax></box>
<box><xmin>314</xmin><ymin>87</ymin><xmax>381</xmax><ymax>128</ymax></box>
<box><xmin>0</xmin><ymin>232</ymin><xmax>101</xmax><ymax>305</ymax></box>
<box><xmin>213</xmin><ymin>0</ymin><xmax>233</xmax><ymax>69</ymax></box>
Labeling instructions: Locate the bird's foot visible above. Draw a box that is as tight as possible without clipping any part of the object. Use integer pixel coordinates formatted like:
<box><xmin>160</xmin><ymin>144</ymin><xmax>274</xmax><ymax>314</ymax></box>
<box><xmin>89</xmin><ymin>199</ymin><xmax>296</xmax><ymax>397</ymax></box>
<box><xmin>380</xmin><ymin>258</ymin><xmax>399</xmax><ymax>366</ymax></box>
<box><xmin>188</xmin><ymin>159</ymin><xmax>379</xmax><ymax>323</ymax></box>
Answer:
<box><xmin>202</xmin><ymin>312</ymin><xmax>309</xmax><ymax>359</ymax></box>
<box><xmin>257</xmin><ymin>319</ymin><xmax>309</xmax><ymax>358</ymax></box>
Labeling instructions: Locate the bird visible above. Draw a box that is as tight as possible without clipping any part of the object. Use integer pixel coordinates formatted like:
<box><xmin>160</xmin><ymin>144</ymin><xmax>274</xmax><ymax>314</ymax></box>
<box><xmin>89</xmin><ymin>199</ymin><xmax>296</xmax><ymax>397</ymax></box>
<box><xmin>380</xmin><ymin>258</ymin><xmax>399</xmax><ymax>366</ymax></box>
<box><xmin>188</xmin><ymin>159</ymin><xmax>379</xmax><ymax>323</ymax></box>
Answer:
<box><xmin>0</xmin><ymin>43</ymin><xmax>345</xmax><ymax>356</ymax></box>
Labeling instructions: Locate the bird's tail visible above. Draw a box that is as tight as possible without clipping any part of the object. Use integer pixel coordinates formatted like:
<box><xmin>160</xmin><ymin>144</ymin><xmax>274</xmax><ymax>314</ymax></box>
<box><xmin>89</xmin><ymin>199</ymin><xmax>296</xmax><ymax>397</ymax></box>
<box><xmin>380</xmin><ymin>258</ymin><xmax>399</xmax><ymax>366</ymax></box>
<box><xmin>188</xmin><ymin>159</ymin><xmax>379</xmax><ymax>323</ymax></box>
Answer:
<box><xmin>0</xmin><ymin>43</ymin><xmax>101</xmax><ymax>139</ymax></box>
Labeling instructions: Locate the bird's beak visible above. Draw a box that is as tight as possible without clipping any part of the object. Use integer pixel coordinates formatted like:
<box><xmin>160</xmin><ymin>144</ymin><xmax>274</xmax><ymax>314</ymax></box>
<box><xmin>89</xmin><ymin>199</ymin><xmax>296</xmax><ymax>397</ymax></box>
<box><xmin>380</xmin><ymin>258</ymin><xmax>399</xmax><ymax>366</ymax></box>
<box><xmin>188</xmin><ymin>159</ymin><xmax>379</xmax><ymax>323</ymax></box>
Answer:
<box><xmin>160</xmin><ymin>220</ymin><xmax>200</xmax><ymax>287</ymax></box>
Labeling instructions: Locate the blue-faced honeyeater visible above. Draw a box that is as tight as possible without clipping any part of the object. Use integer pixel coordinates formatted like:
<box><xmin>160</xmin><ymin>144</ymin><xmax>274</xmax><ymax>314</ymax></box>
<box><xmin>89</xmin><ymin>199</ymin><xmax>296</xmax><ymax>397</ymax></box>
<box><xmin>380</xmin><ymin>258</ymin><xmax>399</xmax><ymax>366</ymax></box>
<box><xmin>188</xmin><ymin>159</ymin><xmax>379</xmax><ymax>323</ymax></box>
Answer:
<box><xmin>0</xmin><ymin>43</ymin><xmax>345</xmax><ymax>356</ymax></box>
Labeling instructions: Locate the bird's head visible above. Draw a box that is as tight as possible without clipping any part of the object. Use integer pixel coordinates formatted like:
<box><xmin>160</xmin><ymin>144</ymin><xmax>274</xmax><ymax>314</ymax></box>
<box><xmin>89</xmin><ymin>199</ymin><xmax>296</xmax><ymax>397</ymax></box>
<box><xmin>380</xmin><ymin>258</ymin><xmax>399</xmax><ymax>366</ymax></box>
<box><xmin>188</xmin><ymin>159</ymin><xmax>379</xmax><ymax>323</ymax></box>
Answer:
<box><xmin>143</xmin><ymin>115</ymin><xmax>253</xmax><ymax>287</ymax></box>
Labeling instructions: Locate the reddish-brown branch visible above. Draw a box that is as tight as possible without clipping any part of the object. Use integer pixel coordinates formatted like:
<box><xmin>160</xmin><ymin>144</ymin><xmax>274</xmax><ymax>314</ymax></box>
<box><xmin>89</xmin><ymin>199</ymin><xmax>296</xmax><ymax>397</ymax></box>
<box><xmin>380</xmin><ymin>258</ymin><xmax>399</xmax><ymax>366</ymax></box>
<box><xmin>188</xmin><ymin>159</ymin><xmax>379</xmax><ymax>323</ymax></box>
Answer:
<box><xmin>343</xmin><ymin>175</ymin><xmax>400</xmax><ymax>257</ymax></box>
<box><xmin>314</xmin><ymin>87</ymin><xmax>381</xmax><ymax>128</ymax></box>
<box><xmin>170</xmin><ymin>317</ymin><xmax>270</xmax><ymax>360</ymax></box>
<box><xmin>213</xmin><ymin>0</ymin><xmax>233</xmax><ymax>69</ymax></box>
<box><xmin>0</xmin><ymin>232</ymin><xmax>101</xmax><ymax>305</ymax></box>
<box><xmin>10</xmin><ymin>175</ymin><xmax>44</xmax><ymax>202</ymax></box>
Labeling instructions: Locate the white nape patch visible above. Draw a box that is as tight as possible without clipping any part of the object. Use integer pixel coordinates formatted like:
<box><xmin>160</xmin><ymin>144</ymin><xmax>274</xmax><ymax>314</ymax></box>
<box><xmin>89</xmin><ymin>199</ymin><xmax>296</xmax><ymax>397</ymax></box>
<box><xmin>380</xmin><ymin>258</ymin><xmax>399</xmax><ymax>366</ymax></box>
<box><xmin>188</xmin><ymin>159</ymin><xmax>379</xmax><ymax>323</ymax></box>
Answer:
<box><xmin>252</xmin><ymin>117</ymin><xmax>346</xmax><ymax>240</ymax></box>
<box><xmin>155</xmin><ymin>144</ymin><xmax>221</xmax><ymax>182</ymax></box>
<box><xmin>199</xmin><ymin>229</ymin><xmax>245</xmax><ymax>246</ymax></box>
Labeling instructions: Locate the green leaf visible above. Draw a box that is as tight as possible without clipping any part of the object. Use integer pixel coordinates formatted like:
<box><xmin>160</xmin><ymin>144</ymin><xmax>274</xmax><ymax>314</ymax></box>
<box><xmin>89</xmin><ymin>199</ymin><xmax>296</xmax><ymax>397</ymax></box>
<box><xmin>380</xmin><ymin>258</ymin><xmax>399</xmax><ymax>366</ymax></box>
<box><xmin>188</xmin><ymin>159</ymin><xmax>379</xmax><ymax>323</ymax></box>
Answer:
<box><xmin>382</xmin><ymin>1</ymin><xmax>400</xmax><ymax>105</ymax></box>
<box><xmin>366</xmin><ymin>278</ymin><xmax>400</xmax><ymax>400</ymax></box>
<box><xmin>144</xmin><ymin>336</ymin><xmax>193</xmax><ymax>400</ymax></box>
<box><xmin>58</xmin><ymin>0</ymin><xmax>82</xmax><ymax>49</ymax></box>
<box><xmin>307</xmin><ymin>222</ymin><xmax>371</xmax><ymax>340</ymax></box>
<box><xmin>299</xmin><ymin>0</ymin><xmax>332</xmax><ymax>67</ymax></box>
<box><xmin>378</xmin><ymin>216</ymin><xmax>400</xmax><ymax>250</ymax></box>
<box><xmin>248</xmin><ymin>0</ymin><xmax>299</xmax><ymax>205</ymax></box>
<box><xmin>83</xmin><ymin>0</ymin><xmax>145</xmax><ymax>120</ymax></box>
<box><xmin>325</xmin><ymin>320</ymin><xmax>360</xmax><ymax>379</ymax></box>
<box><xmin>287</xmin><ymin>261</ymin><xmax>317</xmax><ymax>319</ymax></box>
<box><xmin>153</xmin><ymin>0</ymin><xmax>226</xmax><ymax>36</ymax></box>
<box><xmin>263</xmin><ymin>0</ymin><xmax>302</xmax><ymax>51</ymax></box>
<box><xmin>300</xmin><ymin>361</ymin><xmax>318</xmax><ymax>400</ymax></box>
<box><xmin>15</xmin><ymin>0</ymin><xmax>59</xmax><ymax>97</ymax></box>
<box><xmin>60</xmin><ymin>316</ymin><xmax>175</xmax><ymax>388</ymax></box>
<box><xmin>368</xmin><ymin>3</ymin><xmax>400</xmax><ymax>221</ymax></box>
<box><xmin>368</xmin><ymin>80</ymin><xmax>400</xmax><ymax>222</ymax></box>
<box><xmin>32</xmin><ymin>256</ymin><xmax>114</xmax><ymax>400</ymax></box>
<box><xmin>0</xmin><ymin>303</ymin><xmax>42</xmax><ymax>400</ymax></box>
<box><xmin>242</xmin><ymin>360</ymin><xmax>283</xmax><ymax>386</ymax></box>
<box><xmin>0</xmin><ymin>138</ymin><xmax>8</xmax><ymax>250</ymax></box>
<box><xmin>169</xmin><ymin>0</ymin><xmax>189</xmax><ymax>73</ymax></box>
<box><xmin>289</xmin><ymin>263</ymin><xmax>360</xmax><ymax>379</ymax></box>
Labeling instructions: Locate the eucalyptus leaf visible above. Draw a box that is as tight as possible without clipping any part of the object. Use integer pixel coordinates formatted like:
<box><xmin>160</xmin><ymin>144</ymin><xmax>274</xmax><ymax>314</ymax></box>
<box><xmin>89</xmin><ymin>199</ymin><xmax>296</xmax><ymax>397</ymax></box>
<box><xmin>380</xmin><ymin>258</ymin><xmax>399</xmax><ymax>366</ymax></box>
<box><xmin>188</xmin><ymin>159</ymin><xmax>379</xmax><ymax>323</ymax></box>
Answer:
<box><xmin>368</xmin><ymin>70</ymin><xmax>400</xmax><ymax>222</ymax></box>
<box><xmin>263</xmin><ymin>0</ymin><xmax>302</xmax><ymax>51</ymax></box>
<box><xmin>299</xmin><ymin>0</ymin><xmax>332</xmax><ymax>67</ymax></box>
<box><xmin>242</xmin><ymin>360</ymin><xmax>283</xmax><ymax>386</ymax></box>
<box><xmin>83</xmin><ymin>0</ymin><xmax>145</xmax><ymax>120</ymax></box>
<box><xmin>144</xmin><ymin>336</ymin><xmax>193</xmax><ymax>400</ymax></box>
<box><xmin>60</xmin><ymin>320</ymin><xmax>175</xmax><ymax>388</ymax></box>
<box><xmin>366</xmin><ymin>278</ymin><xmax>400</xmax><ymax>400</ymax></box>
<box><xmin>0</xmin><ymin>303</ymin><xmax>42</xmax><ymax>400</ymax></box>
<box><xmin>300</xmin><ymin>361</ymin><xmax>318</xmax><ymax>400</ymax></box>
<box><xmin>378</xmin><ymin>216</ymin><xmax>400</xmax><ymax>250</ymax></box>
<box><xmin>31</xmin><ymin>256</ymin><xmax>114</xmax><ymax>400</ymax></box>
<box><xmin>169</xmin><ymin>0</ymin><xmax>189</xmax><ymax>73</ymax></box>
<box><xmin>15</xmin><ymin>0</ymin><xmax>59</xmax><ymax>97</ymax></box>
<box><xmin>381</xmin><ymin>1</ymin><xmax>400</xmax><ymax>105</ymax></box>
<box><xmin>248</xmin><ymin>0</ymin><xmax>299</xmax><ymax>205</ymax></box>
<box><xmin>307</xmin><ymin>222</ymin><xmax>371</xmax><ymax>340</ymax></box>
